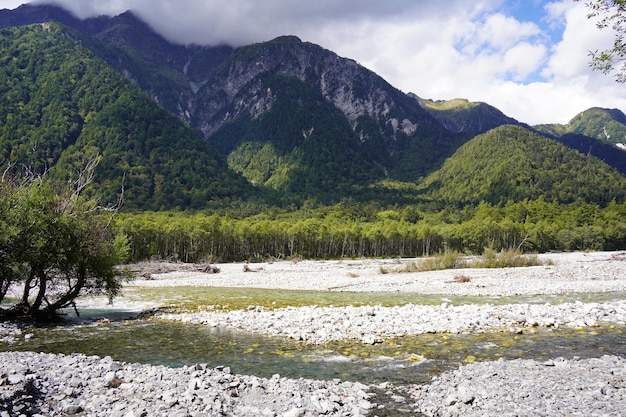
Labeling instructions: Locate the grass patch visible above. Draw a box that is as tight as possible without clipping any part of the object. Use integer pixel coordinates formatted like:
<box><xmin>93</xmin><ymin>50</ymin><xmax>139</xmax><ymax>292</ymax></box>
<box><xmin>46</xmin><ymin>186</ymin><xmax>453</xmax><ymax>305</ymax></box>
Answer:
<box><xmin>385</xmin><ymin>248</ymin><xmax>546</xmax><ymax>274</ymax></box>
<box><xmin>400</xmin><ymin>250</ymin><xmax>467</xmax><ymax>272</ymax></box>
<box><xmin>474</xmin><ymin>248</ymin><xmax>542</xmax><ymax>268</ymax></box>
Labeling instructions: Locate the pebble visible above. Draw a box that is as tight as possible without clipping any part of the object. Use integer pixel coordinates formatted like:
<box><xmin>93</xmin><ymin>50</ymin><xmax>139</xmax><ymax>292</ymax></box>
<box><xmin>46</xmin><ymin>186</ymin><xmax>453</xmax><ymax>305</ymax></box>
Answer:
<box><xmin>157</xmin><ymin>299</ymin><xmax>626</xmax><ymax>344</ymax></box>
<box><xmin>403</xmin><ymin>355</ymin><xmax>626</xmax><ymax>416</ymax></box>
<box><xmin>2</xmin><ymin>251</ymin><xmax>625</xmax><ymax>416</ymax></box>
<box><xmin>3</xmin><ymin>351</ymin><xmax>621</xmax><ymax>416</ymax></box>
<box><xmin>0</xmin><ymin>351</ymin><xmax>373</xmax><ymax>417</ymax></box>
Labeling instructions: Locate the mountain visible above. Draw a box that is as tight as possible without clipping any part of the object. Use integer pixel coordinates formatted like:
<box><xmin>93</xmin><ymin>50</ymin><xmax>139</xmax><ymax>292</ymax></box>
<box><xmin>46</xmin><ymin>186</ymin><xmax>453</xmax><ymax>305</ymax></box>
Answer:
<box><xmin>0</xmin><ymin>23</ymin><xmax>254</xmax><ymax>210</ymax></box>
<box><xmin>532</xmin><ymin>107</ymin><xmax>626</xmax><ymax>176</ymax></box>
<box><xmin>0</xmin><ymin>4</ymin><xmax>625</xmax><ymax>211</ymax></box>
<box><xmin>554</xmin><ymin>133</ymin><xmax>626</xmax><ymax>176</ymax></box>
<box><xmin>534</xmin><ymin>107</ymin><xmax>626</xmax><ymax>147</ymax></box>
<box><xmin>421</xmin><ymin>125</ymin><xmax>626</xmax><ymax>206</ymax></box>
<box><xmin>191</xmin><ymin>35</ymin><xmax>471</xmax><ymax>195</ymax></box>
<box><xmin>1</xmin><ymin>4</ymin><xmax>469</xmax><ymax>201</ymax></box>
<box><xmin>411</xmin><ymin>96</ymin><xmax>524</xmax><ymax>134</ymax></box>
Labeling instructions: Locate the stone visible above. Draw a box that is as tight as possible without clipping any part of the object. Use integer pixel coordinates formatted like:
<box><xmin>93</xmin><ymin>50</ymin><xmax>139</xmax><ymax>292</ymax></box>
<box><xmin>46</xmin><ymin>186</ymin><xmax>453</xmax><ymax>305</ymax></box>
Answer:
<box><xmin>64</xmin><ymin>405</ymin><xmax>84</xmax><ymax>415</ymax></box>
<box><xmin>283</xmin><ymin>408</ymin><xmax>304</xmax><ymax>417</ymax></box>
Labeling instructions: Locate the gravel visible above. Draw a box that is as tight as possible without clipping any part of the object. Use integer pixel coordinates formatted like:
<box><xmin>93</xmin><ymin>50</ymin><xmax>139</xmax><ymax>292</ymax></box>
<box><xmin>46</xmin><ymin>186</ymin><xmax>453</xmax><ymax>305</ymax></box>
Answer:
<box><xmin>403</xmin><ymin>355</ymin><xmax>626</xmax><ymax>417</ymax></box>
<box><xmin>132</xmin><ymin>251</ymin><xmax>626</xmax><ymax>296</ymax></box>
<box><xmin>0</xmin><ymin>351</ymin><xmax>373</xmax><ymax>417</ymax></box>
<box><xmin>2</xmin><ymin>250</ymin><xmax>625</xmax><ymax>416</ymax></box>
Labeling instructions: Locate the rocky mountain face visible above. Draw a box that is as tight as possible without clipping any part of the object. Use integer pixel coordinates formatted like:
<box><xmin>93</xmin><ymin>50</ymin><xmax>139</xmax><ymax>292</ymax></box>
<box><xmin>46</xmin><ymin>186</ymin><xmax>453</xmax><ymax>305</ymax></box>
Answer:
<box><xmin>0</xmin><ymin>4</ymin><xmax>460</xmax><ymax>192</ymax></box>
<box><xmin>1</xmin><ymin>4</ymin><xmax>625</xmax><ymax>207</ymax></box>
<box><xmin>190</xmin><ymin>35</ymin><xmax>436</xmax><ymax>137</ymax></box>
<box><xmin>0</xmin><ymin>5</ymin><xmax>437</xmax><ymax>137</ymax></box>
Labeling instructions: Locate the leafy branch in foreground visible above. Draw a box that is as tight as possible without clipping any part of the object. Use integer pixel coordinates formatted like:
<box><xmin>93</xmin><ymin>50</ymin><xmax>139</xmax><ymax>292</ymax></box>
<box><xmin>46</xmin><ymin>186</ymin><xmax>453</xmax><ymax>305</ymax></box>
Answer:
<box><xmin>0</xmin><ymin>160</ymin><xmax>131</xmax><ymax>322</ymax></box>
<box><xmin>579</xmin><ymin>0</ymin><xmax>626</xmax><ymax>82</ymax></box>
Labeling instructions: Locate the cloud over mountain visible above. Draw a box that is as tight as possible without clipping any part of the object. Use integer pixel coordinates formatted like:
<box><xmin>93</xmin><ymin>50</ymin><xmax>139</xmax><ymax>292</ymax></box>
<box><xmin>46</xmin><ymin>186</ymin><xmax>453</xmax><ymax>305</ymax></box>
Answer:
<box><xmin>6</xmin><ymin>0</ymin><xmax>625</xmax><ymax>125</ymax></box>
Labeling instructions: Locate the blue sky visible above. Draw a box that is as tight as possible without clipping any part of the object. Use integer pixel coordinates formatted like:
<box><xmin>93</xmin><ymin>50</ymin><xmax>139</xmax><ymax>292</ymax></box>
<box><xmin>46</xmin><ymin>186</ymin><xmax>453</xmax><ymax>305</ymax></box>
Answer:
<box><xmin>2</xmin><ymin>0</ymin><xmax>623</xmax><ymax>125</ymax></box>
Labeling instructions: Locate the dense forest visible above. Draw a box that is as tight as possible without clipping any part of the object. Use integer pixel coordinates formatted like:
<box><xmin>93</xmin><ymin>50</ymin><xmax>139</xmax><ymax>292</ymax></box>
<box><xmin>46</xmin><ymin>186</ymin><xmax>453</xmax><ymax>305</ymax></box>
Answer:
<box><xmin>421</xmin><ymin>125</ymin><xmax>626</xmax><ymax>206</ymax></box>
<box><xmin>0</xmin><ymin>24</ymin><xmax>256</xmax><ymax>211</ymax></box>
<box><xmin>114</xmin><ymin>199</ymin><xmax>626</xmax><ymax>263</ymax></box>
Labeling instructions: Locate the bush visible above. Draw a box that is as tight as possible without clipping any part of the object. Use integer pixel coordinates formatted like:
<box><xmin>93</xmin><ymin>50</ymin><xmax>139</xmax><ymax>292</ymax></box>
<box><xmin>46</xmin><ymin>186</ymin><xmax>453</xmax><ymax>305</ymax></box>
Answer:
<box><xmin>0</xmin><ymin>167</ymin><xmax>130</xmax><ymax>322</ymax></box>
<box><xmin>408</xmin><ymin>250</ymin><xmax>467</xmax><ymax>272</ymax></box>
<box><xmin>474</xmin><ymin>248</ymin><xmax>542</xmax><ymax>268</ymax></box>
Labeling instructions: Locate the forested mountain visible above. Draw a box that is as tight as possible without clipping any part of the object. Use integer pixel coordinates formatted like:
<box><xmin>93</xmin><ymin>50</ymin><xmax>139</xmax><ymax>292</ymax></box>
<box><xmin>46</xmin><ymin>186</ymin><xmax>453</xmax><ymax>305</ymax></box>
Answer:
<box><xmin>421</xmin><ymin>125</ymin><xmax>626</xmax><ymax>206</ymax></box>
<box><xmin>192</xmin><ymin>35</ymin><xmax>468</xmax><ymax>192</ymax></box>
<box><xmin>411</xmin><ymin>96</ymin><xmax>524</xmax><ymax>134</ymax></box>
<box><xmin>554</xmin><ymin>133</ymin><xmax>626</xmax><ymax>176</ymax></box>
<box><xmin>534</xmin><ymin>107</ymin><xmax>626</xmax><ymax>147</ymax></box>
<box><xmin>0</xmin><ymin>4</ymin><xmax>625</xmax><ymax>212</ymax></box>
<box><xmin>0</xmin><ymin>4</ymin><xmax>468</xmax><ymax>202</ymax></box>
<box><xmin>0</xmin><ymin>23</ymin><xmax>255</xmax><ymax>210</ymax></box>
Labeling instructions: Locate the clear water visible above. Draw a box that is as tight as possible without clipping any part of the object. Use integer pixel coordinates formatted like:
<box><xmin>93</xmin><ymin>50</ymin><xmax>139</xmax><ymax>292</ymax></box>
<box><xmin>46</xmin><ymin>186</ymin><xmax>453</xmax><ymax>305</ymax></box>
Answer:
<box><xmin>120</xmin><ymin>285</ymin><xmax>626</xmax><ymax>311</ymax></box>
<box><xmin>3</xmin><ymin>286</ymin><xmax>626</xmax><ymax>386</ymax></box>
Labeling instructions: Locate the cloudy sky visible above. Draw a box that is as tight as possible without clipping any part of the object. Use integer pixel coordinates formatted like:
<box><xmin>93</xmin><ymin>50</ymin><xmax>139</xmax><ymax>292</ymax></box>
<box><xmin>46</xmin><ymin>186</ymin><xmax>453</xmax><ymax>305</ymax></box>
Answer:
<box><xmin>3</xmin><ymin>0</ymin><xmax>624</xmax><ymax>125</ymax></box>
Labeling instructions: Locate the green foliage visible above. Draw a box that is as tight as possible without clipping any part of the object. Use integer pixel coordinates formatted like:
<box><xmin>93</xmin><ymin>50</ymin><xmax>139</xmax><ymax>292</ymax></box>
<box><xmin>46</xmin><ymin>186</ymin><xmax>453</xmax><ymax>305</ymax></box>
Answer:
<box><xmin>421</xmin><ymin>125</ymin><xmax>626</xmax><ymax>206</ymax></box>
<box><xmin>556</xmin><ymin>133</ymin><xmax>626</xmax><ymax>175</ymax></box>
<box><xmin>579</xmin><ymin>0</ymin><xmax>626</xmax><ymax>82</ymax></box>
<box><xmin>210</xmin><ymin>73</ymin><xmax>383</xmax><ymax>201</ymax></box>
<box><xmin>0</xmin><ymin>171</ymin><xmax>130</xmax><ymax>322</ymax></box>
<box><xmin>474</xmin><ymin>248</ymin><xmax>541</xmax><ymax>268</ymax></box>
<box><xmin>403</xmin><ymin>248</ymin><xmax>543</xmax><ymax>272</ymax></box>
<box><xmin>0</xmin><ymin>23</ymin><xmax>254</xmax><ymax>210</ymax></box>
<box><xmin>114</xmin><ymin>198</ymin><xmax>626</xmax><ymax>263</ymax></box>
<box><xmin>535</xmin><ymin>107</ymin><xmax>626</xmax><ymax>147</ymax></box>
<box><xmin>405</xmin><ymin>251</ymin><xmax>467</xmax><ymax>272</ymax></box>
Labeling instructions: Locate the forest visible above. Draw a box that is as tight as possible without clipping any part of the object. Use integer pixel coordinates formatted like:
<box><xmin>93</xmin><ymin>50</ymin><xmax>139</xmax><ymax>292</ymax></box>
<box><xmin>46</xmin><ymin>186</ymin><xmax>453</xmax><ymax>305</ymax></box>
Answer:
<box><xmin>114</xmin><ymin>198</ymin><xmax>626</xmax><ymax>263</ymax></box>
<box><xmin>2</xmin><ymin>22</ymin><xmax>626</xmax><ymax>268</ymax></box>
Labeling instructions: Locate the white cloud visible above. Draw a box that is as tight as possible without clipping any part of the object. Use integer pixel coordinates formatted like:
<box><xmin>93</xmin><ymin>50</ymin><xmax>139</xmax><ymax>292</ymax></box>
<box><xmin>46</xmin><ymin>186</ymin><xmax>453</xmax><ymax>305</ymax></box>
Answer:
<box><xmin>503</xmin><ymin>42</ymin><xmax>548</xmax><ymax>80</ymax></box>
<box><xmin>460</xmin><ymin>13</ymin><xmax>542</xmax><ymax>54</ymax></box>
<box><xmin>1</xmin><ymin>1</ymin><xmax>26</xmax><ymax>9</ymax></box>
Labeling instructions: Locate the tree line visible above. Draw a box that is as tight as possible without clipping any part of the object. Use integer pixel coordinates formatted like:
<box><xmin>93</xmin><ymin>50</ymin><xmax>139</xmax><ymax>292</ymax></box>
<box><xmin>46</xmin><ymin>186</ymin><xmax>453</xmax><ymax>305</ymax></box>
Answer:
<box><xmin>114</xmin><ymin>198</ymin><xmax>626</xmax><ymax>263</ymax></box>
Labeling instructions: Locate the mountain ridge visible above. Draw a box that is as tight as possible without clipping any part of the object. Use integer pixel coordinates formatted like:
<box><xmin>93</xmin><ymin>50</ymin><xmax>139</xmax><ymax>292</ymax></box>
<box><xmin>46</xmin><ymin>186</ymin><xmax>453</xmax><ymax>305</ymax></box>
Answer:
<box><xmin>0</xmin><ymin>22</ymin><xmax>256</xmax><ymax>210</ymax></box>
<box><xmin>0</xmin><ymin>4</ymin><xmax>625</xmax><ymax>210</ymax></box>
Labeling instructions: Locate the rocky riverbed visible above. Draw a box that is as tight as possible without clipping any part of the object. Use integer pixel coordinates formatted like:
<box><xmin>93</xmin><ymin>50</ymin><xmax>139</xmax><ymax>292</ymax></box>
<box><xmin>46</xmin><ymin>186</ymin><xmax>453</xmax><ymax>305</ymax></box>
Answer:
<box><xmin>157</xmin><ymin>300</ymin><xmax>626</xmax><ymax>344</ymax></box>
<box><xmin>2</xmin><ymin>250</ymin><xmax>626</xmax><ymax>416</ymax></box>
<box><xmin>0</xmin><ymin>351</ymin><xmax>374</xmax><ymax>416</ymax></box>
<box><xmin>402</xmin><ymin>355</ymin><xmax>626</xmax><ymax>416</ymax></box>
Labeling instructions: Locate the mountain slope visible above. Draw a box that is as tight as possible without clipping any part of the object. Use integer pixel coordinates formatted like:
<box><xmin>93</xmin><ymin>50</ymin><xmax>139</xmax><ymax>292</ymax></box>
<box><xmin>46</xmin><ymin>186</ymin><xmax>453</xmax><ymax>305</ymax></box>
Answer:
<box><xmin>421</xmin><ymin>125</ymin><xmax>626</xmax><ymax>206</ymax></box>
<box><xmin>534</xmin><ymin>107</ymin><xmax>626</xmax><ymax>147</ymax></box>
<box><xmin>0</xmin><ymin>5</ymin><xmax>468</xmax><ymax>199</ymax></box>
<box><xmin>1</xmin><ymin>5</ymin><xmax>624</xmax><ymax>210</ymax></box>
<box><xmin>187</xmin><ymin>35</ymin><xmax>467</xmax><ymax>189</ymax></box>
<box><xmin>412</xmin><ymin>96</ymin><xmax>523</xmax><ymax>134</ymax></box>
<box><xmin>555</xmin><ymin>133</ymin><xmax>626</xmax><ymax>176</ymax></box>
<box><xmin>0</xmin><ymin>23</ymin><xmax>254</xmax><ymax>210</ymax></box>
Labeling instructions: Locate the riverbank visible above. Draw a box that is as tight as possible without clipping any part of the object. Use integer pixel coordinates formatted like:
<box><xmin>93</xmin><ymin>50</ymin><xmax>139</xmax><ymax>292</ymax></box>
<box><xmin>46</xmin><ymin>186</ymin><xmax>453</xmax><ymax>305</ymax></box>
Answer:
<box><xmin>2</xmin><ymin>251</ymin><xmax>625</xmax><ymax>416</ymax></box>
<box><xmin>139</xmin><ymin>250</ymin><xmax>626</xmax><ymax>416</ymax></box>
<box><xmin>131</xmin><ymin>250</ymin><xmax>626</xmax><ymax>296</ymax></box>
<box><xmin>0</xmin><ymin>351</ymin><xmax>374</xmax><ymax>416</ymax></box>
<box><xmin>148</xmin><ymin>250</ymin><xmax>626</xmax><ymax>342</ymax></box>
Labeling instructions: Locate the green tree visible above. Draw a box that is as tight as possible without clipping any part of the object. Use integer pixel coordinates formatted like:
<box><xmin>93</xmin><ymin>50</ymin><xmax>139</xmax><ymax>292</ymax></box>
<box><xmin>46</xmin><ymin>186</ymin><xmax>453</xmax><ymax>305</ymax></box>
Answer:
<box><xmin>580</xmin><ymin>0</ymin><xmax>626</xmax><ymax>82</ymax></box>
<box><xmin>0</xmin><ymin>164</ymin><xmax>130</xmax><ymax>322</ymax></box>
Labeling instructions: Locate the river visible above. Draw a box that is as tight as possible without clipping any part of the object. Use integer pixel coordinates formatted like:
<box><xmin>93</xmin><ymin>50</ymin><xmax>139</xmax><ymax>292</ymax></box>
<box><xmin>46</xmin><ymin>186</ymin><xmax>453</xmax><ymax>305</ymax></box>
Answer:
<box><xmin>3</xmin><ymin>286</ymin><xmax>626</xmax><ymax>386</ymax></box>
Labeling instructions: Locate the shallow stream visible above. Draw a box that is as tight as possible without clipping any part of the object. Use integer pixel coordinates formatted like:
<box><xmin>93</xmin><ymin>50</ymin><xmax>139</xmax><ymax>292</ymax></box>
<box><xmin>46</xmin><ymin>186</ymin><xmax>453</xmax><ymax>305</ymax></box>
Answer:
<box><xmin>3</xmin><ymin>286</ymin><xmax>626</xmax><ymax>386</ymax></box>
